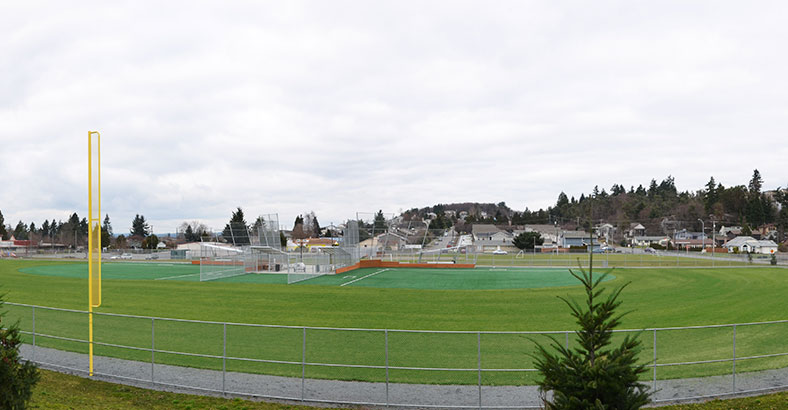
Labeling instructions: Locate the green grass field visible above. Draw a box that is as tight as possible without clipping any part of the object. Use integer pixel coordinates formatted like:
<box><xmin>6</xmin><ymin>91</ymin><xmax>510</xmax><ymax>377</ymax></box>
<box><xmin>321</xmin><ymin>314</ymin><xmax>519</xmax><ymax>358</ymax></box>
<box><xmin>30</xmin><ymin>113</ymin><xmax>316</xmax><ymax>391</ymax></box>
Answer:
<box><xmin>2</xmin><ymin>258</ymin><xmax>788</xmax><ymax>385</ymax></box>
<box><xmin>409</xmin><ymin>251</ymin><xmax>753</xmax><ymax>268</ymax></box>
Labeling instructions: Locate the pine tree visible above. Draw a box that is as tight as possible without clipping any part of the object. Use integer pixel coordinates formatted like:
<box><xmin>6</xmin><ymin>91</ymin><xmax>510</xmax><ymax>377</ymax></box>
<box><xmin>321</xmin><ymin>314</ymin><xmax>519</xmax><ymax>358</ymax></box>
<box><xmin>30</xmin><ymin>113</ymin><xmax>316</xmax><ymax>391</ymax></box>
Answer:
<box><xmin>373</xmin><ymin>210</ymin><xmax>387</xmax><ymax>233</ymax></box>
<box><xmin>0</xmin><ymin>294</ymin><xmax>40</xmax><ymax>408</ymax></box>
<box><xmin>513</xmin><ymin>232</ymin><xmax>543</xmax><ymax>250</ymax></box>
<box><xmin>101</xmin><ymin>214</ymin><xmax>113</xmax><ymax>248</ymax></box>
<box><xmin>533</xmin><ymin>240</ymin><xmax>650</xmax><ymax>409</ymax></box>
<box><xmin>185</xmin><ymin>225</ymin><xmax>196</xmax><ymax>242</ymax></box>
<box><xmin>222</xmin><ymin>207</ymin><xmax>249</xmax><ymax>245</ymax></box>
<box><xmin>0</xmin><ymin>210</ymin><xmax>7</xmax><ymax>240</ymax></box>
<box><xmin>130</xmin><ymin>214</ymin><xmax>150</xmax><ymax>237</ymax></box>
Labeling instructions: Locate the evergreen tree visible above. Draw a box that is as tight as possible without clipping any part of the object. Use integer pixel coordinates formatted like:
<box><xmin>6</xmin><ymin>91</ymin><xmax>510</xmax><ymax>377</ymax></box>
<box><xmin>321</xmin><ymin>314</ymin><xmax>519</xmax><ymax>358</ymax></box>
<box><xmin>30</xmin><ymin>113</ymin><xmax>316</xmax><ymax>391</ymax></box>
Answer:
<box><xmin>557</xmin><ymin>192</ymin><xmax>570</xmax><ymax>208</ymax></box>
<box><xmin>41</xmin><ymin>220</ymin><xmax>50</xmax><ymax>238</ymax></box>
<box><xmin>704</xmin><ymin>176</ymin><xmax>718</xmax><ymax>213</ymax></box>
<box><xmin>311</xmin><ymin>214</ymin><xmax>321</xmax><ymax>237</ymax></box>
<box><xmin>0</xmin><ymin>295</ymin><xmax>40</xmax><ymax>408</ymax></box>
<box><xmin>647</xmin><ymin>179</ymin><xmax>658</xmax><ymax>198</ymax></box>
<box><xmin>101</xmin><ymin>214</ymin><xmax>113</xmax><ymax>248</ymax></box>
<box><xmin>292</xmin><ymin>215</ymin><xmax>304</xmax><ymax>231</ymax></box>
<box><xmin>13</xmin><ymin>221</ymin><xmax>28</xmax><ymax>240</ymax></box>
<box><xmin>533</xmin><ymin>251</ymin><xmax>650</xmax><ymax>409</ymax></box>
<box><xmin>748</xmin><ymin>169</ymin><xmax>763</xmax><ymax>197</ymax></box>
<box><xmin>513</xmin><ymin>232</ymin><xmax>543</xmax><ymax>250</ymax></box>
<box><xmin>130</xmin><ymin>214</ymin><xmax>150</xmax><ymax>237</ymax></box>
<box><xmin>280</xmin><ymin>231</ymin><xmax>288</xmax><ymax>247</ymax></box>
<box><xmin>373</xmin><ymin>210</ymin><xmax>388</xmax><ymax>233</ymax></box>
<box><xmin>0</xmin><ymin>210</ymin><xmax>7</xmax><ymax>240</ymax></box>
<box><xmin>222</xmin><ymin>207</ymin><xmax>249</xmax><ymax>245</ymax></box>
<box><xmin>185</xmin><ymin>225</ymin><xmax>196</xmax><ymax>242</ymax></box>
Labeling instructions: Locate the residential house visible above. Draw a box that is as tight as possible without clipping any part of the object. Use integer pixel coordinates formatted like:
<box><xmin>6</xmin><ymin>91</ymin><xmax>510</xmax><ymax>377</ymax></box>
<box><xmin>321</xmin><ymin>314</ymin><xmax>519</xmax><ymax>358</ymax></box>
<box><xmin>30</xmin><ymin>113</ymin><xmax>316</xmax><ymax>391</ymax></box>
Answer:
<box><xmin>719</xmin><ymin>226</ymin><xmax>743</xmax><ymax>241</ymax></box>
<box><xmin>626</xmin><ymin>223</ymin><xmax>646</xmax><ymax>238</ymax></box>
<box><xmin>522</xmin><ymin>224</ymin><xmax>561</xmax><ymax>246</ymax></box>
<box><xmin>672</xmin><ymin>238</ymin><xmax>713</xmax><ymax>250</ymax></box>
<box><xmin>740</xmin><ymin>240</ymin><xmax>778</xmax><ymax>254</ymax></box>
<box><xmin>595</xmin><ymin>223</ymin><xmax>616</xmax><ymax>242</ymax></box>
<box><xmin>725</xmin><ymin>236</ymin><xmax>778</xmax><ymax>254</ymax></box>
<box><xmin>559</xmin><ymin>231</ymin><xmax>599</xmax><ymax>250</ymax></box>
<box><xmin>674</xmin><ymin>229</ymin><xmax>706</xmax><ymax>240</ymax></box>
<box><xmin>472</xmin><ymin>224</ymin><xmax>514</xmax><ymax>251</ymax></box>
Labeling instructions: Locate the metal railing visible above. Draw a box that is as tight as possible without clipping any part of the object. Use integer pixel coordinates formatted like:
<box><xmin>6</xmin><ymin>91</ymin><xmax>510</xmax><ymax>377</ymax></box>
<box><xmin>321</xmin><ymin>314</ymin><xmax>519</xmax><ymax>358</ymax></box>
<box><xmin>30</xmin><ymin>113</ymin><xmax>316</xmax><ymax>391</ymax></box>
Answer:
<box><xmin>6</xmin><ymin>301</ymin><xmax>788</xmax><ymax>408</ymax></box>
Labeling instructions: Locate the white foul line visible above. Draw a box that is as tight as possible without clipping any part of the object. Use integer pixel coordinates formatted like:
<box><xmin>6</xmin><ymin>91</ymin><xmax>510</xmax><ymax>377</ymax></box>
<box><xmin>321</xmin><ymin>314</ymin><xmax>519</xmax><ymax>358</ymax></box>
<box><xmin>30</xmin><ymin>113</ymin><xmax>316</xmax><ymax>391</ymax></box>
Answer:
<box><xmin>155</xmin><ymin>273</ymin><xmax>200</xmax><ymax>280</ymax></box>
<box><xmin>340</xmin><ymin>269</ymin><xmax>389</xmax><ymax>287</ymax></box>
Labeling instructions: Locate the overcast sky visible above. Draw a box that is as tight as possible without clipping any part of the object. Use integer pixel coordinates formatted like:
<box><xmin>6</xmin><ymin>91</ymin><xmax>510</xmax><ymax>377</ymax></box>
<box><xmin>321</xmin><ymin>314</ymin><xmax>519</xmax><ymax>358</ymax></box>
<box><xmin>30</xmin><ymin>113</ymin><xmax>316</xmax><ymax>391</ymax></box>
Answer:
<box><xmin>2</xmin><ymin>1</ymin><xmax>787</xmax><ymax>234</ymax></box>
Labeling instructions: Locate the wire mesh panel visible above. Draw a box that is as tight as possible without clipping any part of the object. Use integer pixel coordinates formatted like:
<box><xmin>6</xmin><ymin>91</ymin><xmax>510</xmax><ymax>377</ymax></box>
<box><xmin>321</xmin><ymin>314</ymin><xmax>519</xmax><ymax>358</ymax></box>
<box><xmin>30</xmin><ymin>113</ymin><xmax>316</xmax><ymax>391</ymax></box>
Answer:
<box><xmin>247</xmin><ymin>246</ymin><xmax>291</xmax><ymax>273</ymax></box>
<box><xmin>199</xmin><ymin>243</ymin><xmax>246</xmax><ymax>281</ymax></box>
<box><xmin>251</xmin><ymin>214</ymin><xmax>282</xmax><ymax>249</ymax></box>
<box><xmin>356</xmin><ymin>212</ymin><xmax>396</xmax><ymax>259</ymax></box>
<box><xmin>342</xmin><ymin>220</ymin><xmax>360</xmax><ymax>263</ymax></box>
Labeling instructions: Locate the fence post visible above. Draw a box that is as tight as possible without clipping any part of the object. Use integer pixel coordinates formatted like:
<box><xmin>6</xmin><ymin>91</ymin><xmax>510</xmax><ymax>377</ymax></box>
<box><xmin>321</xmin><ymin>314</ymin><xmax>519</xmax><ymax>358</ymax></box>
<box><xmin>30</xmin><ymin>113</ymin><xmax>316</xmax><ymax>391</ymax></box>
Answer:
<box><xmin>477</xmin><ymin>331</ymin><xmax>482</xmax><ymax>410</ymax></box>
<box><xmin>302</xmin><ymin>327</ymin><xmax>306</xmax><ymax>401</ymax></box>
<box><xmin>732</xmin><ymin>325</ymin><xmax>737</xmax><ymax>392</ymax></box>
<box><xmin>31</xmin><ymin>306</ymin><xmax>36</xmax><ymax>363</ymax></box>
<box><xmin>565</xmin><ymin>331</ymin><xmax>569</xmax><ymax>349</ymax></box>
<box><xmin>222</xmin><ymin>322</ymin><xmax>227</xmax><ymax>396</ymax></box>
<box><xmin>385</xmin><ymin>329</ymin><xmax>389</xmax><ymax>407</ymax></box>
<box><xmin>151</xmin><ymin>318</ymin><xmax>155</xmax><ymax>383</ymax></box>
<box><xmin>653</xmin><ymin>329</ymin><xmax>657</xmax><ymax>394</ymax></box>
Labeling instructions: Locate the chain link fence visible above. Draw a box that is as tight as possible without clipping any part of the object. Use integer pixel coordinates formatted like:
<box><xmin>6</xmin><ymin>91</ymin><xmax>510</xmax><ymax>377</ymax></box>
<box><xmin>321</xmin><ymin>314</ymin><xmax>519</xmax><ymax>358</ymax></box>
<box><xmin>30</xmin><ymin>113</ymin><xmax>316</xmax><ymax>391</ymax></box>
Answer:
<box><xmin>5</xmin><ymin>302</ymin><xmax>788</xmax><ymax>408</ymax></box>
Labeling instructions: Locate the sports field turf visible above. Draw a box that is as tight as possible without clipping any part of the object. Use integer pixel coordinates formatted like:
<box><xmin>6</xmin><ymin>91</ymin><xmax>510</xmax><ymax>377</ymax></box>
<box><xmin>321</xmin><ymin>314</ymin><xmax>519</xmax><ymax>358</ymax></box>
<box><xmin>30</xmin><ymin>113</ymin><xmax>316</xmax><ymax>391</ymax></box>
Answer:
<box><xmin>19</xmin><ymin>262</ymin><xmax>615</xmax><ymax>289</ymax></box>
<box><xmin>2</xmin><ymin>259</ymin><xmax>788</xmax><ymax>385</ymax></box>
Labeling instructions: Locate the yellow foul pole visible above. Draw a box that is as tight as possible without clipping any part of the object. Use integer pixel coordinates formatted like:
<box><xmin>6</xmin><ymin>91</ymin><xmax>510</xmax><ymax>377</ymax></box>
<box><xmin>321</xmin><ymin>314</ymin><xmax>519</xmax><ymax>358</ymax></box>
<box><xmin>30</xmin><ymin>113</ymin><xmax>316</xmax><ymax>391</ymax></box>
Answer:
<box><xmin>88</xmin><ymin>131</ymin><xmax>102</xmax><ymax>376</ymax></box>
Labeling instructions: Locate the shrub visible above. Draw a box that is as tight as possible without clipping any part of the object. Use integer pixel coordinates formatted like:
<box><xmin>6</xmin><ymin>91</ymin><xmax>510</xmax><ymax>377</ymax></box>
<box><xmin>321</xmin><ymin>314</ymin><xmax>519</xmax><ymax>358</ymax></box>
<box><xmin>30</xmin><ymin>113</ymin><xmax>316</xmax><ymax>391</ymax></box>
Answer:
<box><xmin>533</xmin><ymin>263</ymin><xmax>650</xmax><ymax>409</ymax></box>
<box><xmin>0</xmin><ymin>295</ymin><xmax>40</xmax><ymax>409</ymax></box>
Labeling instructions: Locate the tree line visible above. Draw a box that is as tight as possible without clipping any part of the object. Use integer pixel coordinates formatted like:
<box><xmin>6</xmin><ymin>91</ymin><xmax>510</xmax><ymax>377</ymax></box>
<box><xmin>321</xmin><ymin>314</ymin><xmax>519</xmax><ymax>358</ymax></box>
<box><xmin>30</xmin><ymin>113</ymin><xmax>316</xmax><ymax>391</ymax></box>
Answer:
<box><xmin>0</xmin><ymin>211</ymin><xmax>162</xmax><ymax>250</ymax></box>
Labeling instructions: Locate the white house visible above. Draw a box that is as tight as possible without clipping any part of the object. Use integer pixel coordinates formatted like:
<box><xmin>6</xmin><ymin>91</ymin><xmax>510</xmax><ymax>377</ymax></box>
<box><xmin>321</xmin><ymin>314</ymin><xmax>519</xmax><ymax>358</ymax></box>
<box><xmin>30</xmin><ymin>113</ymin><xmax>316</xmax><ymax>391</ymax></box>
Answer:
<box><xmin>725</xmin><ymin>236</ymin><xmax>778</xmax><ymax>254</ymax></box>
<box><xmin>741</xmin><ymin>240</ymin><xmax>779</xmax><ymax>254</ymax></box>
<box><xmin>472</xmin><ymin>224</ymin><xmax>514</xmax><ymax>251</ymax></box>
<box><xmin>724</xmin><ymin>236</ymin><xmax>755</xmax><ymax>252</ymax></box>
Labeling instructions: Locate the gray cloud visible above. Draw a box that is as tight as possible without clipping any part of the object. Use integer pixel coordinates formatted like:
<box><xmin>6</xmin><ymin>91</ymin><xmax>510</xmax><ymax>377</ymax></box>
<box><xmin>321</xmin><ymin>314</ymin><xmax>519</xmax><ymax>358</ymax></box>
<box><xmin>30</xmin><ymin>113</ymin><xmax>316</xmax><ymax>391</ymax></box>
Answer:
<box><xmin>2</xmin><ymin>1</ymin><xmax>787</xmax><ymax>232</ymax></box>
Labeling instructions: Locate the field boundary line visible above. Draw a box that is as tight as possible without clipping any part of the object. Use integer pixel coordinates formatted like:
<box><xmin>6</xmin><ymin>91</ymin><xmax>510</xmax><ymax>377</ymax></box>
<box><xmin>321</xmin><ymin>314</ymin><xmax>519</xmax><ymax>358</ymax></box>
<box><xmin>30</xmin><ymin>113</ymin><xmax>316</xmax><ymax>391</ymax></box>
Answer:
<box><xmin>340</xmin><ymin>269</ymin><xmax>389</xmax><ymax>287</ymax></box>
<box><xmin>155</xmin><ymin>273</ymin><xmax>200</xmax><ymax>280</ymax></box>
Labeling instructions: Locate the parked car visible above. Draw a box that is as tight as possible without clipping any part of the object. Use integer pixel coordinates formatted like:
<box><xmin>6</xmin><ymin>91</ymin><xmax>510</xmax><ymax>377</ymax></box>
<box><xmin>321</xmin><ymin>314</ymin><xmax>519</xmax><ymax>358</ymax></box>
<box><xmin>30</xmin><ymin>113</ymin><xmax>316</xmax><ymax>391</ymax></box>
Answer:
<box><xmin>492</xmin><ymin>248</ymin><xmax>507</xmax><ymax>255</ymax></box>
<box><xmin>120</xmin><ymin>253</ymin><xmax>133</xmax><ymax>260</ymax></box>
<box><xmin>644</xmin><ymin>247</ymin><xmax>657</xmax><ymax>254</ymax></box>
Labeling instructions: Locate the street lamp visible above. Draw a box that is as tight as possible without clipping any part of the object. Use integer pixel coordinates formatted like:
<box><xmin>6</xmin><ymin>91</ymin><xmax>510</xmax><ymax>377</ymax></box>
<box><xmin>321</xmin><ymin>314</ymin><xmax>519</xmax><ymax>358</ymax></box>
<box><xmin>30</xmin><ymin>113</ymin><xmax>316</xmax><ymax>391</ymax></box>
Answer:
<box><xmin>698</xmin><ymin>219</ymin><xmax>705</xmax><ymax>253</ymax></box>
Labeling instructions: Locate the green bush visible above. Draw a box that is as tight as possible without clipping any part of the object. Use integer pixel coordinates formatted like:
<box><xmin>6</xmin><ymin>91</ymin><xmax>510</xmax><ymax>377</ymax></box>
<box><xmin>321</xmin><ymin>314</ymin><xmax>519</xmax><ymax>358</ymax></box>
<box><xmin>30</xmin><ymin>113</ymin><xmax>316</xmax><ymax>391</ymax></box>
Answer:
<box><xmin>533</xmin><ymin>263</ymin><xmax>650</xmax><ymax>409</ymax></box>
<box><xmin>0</xmin><ymin>295</ymin><xmax>40</xmax><ymax>409</ymax></box>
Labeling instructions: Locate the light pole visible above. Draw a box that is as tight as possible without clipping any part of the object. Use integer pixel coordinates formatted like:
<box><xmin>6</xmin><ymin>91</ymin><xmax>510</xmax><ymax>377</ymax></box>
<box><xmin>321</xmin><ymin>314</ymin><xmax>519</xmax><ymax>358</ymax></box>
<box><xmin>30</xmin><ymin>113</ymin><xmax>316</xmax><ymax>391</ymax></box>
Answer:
<box><xmin>698</xmin><ymin>219</ymin><xmax>705</xmax><ymax>253</ymax></box>
<box><xmin>710</xmin><ymin>216</ymin><xmax>716</xmax><ymax>259</ymax></box>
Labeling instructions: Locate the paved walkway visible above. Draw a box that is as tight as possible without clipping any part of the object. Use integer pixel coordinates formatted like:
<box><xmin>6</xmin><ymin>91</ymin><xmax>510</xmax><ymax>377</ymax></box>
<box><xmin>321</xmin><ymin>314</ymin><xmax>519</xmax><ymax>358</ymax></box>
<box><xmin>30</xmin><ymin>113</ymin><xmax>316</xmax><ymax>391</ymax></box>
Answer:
<box><xmin>20</xmin><ymin>344</ymin><xmax>788</xmax><ymax>409</ymax></box>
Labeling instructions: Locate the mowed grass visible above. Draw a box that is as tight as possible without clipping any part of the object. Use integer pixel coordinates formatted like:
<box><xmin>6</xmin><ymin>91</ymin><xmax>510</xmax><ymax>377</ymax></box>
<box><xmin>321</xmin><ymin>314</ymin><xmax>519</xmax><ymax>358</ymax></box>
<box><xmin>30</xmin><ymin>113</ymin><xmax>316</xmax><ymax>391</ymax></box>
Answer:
<box><xmin>413</xmin><ymin>251</ymin><xmax>752</xmax><ymax>268</ymax></box>
<box><xmin>2</xmin><ymin>259</ymin><xmax>788</xmax><ymax>385</ymax></box>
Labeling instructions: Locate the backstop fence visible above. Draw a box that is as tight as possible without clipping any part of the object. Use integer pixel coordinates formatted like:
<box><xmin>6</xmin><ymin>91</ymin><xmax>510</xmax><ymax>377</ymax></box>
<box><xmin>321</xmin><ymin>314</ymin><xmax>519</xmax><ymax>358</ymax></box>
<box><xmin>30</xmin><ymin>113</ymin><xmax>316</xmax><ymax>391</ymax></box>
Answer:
<box><xmin>5</xmin><ymin>301</ymin><xmax>788</xmax><ymax>409</ymax></box>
